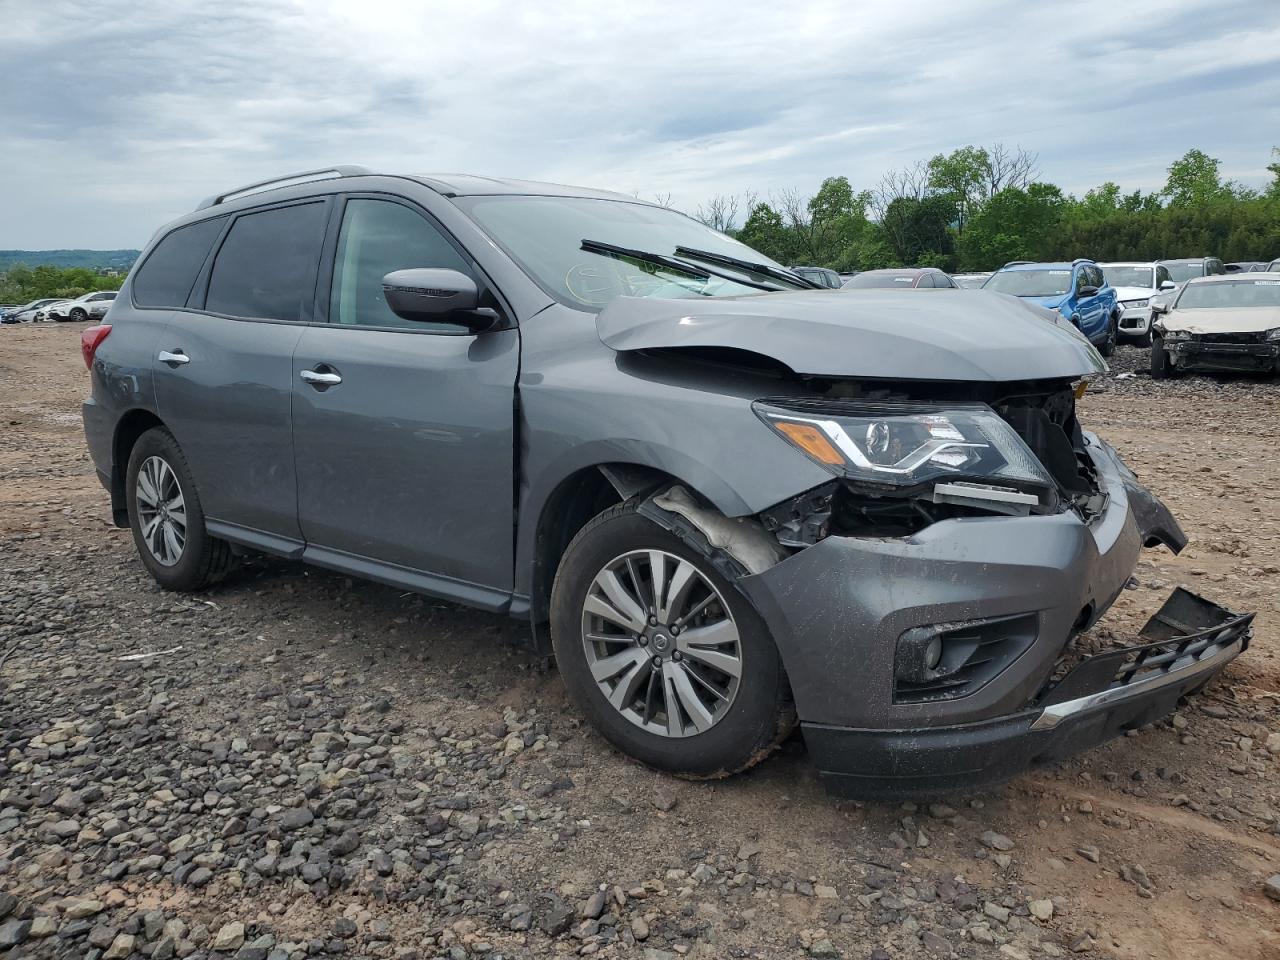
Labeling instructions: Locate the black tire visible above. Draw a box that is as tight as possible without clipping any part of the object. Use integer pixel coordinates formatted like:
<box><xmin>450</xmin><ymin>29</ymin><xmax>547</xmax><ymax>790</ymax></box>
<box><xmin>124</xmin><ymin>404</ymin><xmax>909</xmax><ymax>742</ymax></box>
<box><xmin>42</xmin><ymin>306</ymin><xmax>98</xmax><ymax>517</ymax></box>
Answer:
<box><xmin>1098</xmin><ymin>314</ymin><xmax>1118</xmax><ymax>357</ymax></box>
<box><xmin>550</xmin><ymin>501</ymin><xmax>793</xmax><ymax>778</ymax></box>
<box><xmin>69</xmin><ymin>308</ymin><xmax>87</xmax><ymax>322</ymax></box>
<box><xmin>1150</xmin><ymin>336</ymin><xmax>1169</xmax><ymax>379</ymax></box>
<box><xmin>126</xmin><ymin>427</ymin><xmax>235</xmax><ymax>591</ymax></box>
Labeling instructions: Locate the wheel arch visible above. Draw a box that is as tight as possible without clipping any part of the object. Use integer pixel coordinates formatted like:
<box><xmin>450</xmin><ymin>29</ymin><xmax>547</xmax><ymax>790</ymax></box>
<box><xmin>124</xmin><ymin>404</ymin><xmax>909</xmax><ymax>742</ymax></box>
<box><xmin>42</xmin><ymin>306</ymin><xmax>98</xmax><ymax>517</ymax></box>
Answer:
<box><xmin>110</xmin><ymin>408</ymin><xmax>167</xmax><ymax>526</ymax></box>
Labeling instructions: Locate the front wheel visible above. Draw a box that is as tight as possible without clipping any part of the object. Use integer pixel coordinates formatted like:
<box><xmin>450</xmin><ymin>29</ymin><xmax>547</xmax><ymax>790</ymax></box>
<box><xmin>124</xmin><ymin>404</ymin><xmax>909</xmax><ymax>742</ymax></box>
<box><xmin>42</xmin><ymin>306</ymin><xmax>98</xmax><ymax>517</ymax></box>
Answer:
<box><xmin>550</xmin><ymin>502</ymin><xmax>792</xmax><ymax>778</ymax></box>
<box><xmin>126</xmin><ymin>427</ymin><xmax>235</xmax><ymax>591</ymax></box>
<box><xmin>69</xmin><ymin>308</ymin><xmax>88</xmax><ymax>322</ymax></box>
<box><xmin>1150</xmin><ymin>336</ymin><xmax>1170</xmax><ymax>379</ymax></box>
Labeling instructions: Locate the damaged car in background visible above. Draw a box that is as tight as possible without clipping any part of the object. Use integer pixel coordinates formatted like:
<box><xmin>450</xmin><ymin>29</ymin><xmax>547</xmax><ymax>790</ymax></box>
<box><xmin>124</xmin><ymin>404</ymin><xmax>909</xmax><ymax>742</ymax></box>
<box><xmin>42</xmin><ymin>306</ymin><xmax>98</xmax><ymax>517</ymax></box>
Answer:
<box><xmin>1150</xmin><ymin>272</ymin><xmax>1280</xmax><ymax>379</ymax></box>
<box><xmin>80</xmin><ymin>167</ymin><xmax>1253</xmax><ymax>797</ymax></box>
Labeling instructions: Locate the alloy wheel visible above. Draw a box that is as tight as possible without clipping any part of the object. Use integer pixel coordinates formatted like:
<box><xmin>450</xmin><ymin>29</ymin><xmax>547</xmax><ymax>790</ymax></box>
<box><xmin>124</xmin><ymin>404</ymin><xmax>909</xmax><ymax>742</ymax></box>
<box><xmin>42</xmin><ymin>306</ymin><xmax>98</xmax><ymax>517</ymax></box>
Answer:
<box><xmin>135</xmin><ymin>455</ymin><xmax>187</xmax><ymax>566</ymax></box>
<box><xmin>580</xmin><ymin>549</ymin><xmax>742</xmax><ymax>738</ymax></box>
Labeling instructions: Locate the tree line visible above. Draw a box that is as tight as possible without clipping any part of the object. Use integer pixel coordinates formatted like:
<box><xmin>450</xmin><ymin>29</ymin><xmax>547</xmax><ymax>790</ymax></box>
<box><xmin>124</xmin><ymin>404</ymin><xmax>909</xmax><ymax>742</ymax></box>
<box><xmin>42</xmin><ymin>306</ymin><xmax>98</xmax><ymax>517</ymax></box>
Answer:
<box><xmin>694</xmin><ymin>146</ymin><xmax>1280</xmax><ymax>273</ymax></box>
<box><xmin>0</xmin><ymin>264</ymin><xmax>125</xmax><ymax>304</ymax></box>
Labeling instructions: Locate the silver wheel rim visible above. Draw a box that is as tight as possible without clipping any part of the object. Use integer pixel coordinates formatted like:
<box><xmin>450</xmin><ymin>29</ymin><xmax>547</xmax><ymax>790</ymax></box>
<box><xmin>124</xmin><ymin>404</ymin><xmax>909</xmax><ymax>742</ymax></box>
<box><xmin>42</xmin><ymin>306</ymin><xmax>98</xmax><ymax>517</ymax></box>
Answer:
<box><xmin>581</xmin><ymin>549</ymin><xmax>742</xmax><ymax>738</ymax></box>
<box><xmin>136</xmin><ymin>456</ymin><xmax>187</xmax><ymax>567</ymax></box>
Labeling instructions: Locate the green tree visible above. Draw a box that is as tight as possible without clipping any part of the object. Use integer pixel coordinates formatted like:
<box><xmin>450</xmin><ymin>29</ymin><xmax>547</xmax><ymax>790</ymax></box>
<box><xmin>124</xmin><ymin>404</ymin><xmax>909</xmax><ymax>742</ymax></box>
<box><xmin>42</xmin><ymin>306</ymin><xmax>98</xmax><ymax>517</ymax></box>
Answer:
<box><xmin>1162</xmin><ymin>148</ymin><xmax>1232</xmax><ymax>207</ymax></box>
<box><xmin>736</xmin><ymin>202</ymin><xmax>794</xmax><ymax>264</ymax></box>
<box><xmin>880</xmin><ymin>195</ymin><xmax>956</xmax><ymax>268</ymax></box>
<box><xmin>926</xmin><ymin>146</ymin><xmax>988</xmax><ymax>234</ymax></box>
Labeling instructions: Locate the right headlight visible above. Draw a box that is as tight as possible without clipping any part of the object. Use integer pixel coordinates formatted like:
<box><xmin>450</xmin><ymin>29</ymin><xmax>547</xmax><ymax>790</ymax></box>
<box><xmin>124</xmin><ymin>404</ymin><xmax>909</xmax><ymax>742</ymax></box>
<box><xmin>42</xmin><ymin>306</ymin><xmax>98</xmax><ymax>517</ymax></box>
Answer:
<box><xmin>754</xmin><ymin>400</ymin><xmax>1054</xmax><ymax>490</ymax></box>
<box><xmin>1265</xmin><ymin>328</ymin><xmax>1280</xmax><ymax>342</ymax></box>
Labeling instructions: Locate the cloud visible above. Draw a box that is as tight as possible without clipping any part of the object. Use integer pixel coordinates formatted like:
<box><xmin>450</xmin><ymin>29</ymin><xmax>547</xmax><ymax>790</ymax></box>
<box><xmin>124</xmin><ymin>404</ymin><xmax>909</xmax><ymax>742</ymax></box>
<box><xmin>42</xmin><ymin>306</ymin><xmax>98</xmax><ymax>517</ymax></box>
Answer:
<box><xmin>1</xmin><ymin>0</ymin><xmax>1277</xmax><ymax>247</ymax></box>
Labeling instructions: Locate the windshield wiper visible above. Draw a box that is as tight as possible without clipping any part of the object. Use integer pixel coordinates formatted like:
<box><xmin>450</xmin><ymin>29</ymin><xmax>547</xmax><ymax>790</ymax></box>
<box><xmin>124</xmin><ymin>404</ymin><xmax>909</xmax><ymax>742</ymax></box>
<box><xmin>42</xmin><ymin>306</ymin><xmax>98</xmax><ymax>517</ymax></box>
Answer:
<box><xmin>580</xmin><ymin>239</ymin><xmax>777</xmax><ymax>292</ymax></box>
<box><xmin>673</xmin><ymin>246</ymin><xmax>822</xmax><ymax>289</ymax></box>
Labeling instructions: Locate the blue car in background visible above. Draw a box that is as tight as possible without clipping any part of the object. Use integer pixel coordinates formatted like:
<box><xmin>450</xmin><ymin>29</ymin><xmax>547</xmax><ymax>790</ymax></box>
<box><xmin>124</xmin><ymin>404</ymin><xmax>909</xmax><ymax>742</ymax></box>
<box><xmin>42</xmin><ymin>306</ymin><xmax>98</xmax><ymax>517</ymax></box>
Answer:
<box><xmin>983</xmin><ymin>259</ymin><xmax>1120</xmax><ymax>356</ymax></box>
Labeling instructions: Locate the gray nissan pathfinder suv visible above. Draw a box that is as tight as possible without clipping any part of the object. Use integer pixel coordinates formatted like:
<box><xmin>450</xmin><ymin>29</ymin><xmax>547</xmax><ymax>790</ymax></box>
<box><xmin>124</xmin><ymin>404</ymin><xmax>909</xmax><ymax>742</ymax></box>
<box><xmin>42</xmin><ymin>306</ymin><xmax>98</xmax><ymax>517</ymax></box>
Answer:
<box><xmin>80</xmin><ymin>166</ymin><xmax>1252</xmax><ymax>796</ymax></box>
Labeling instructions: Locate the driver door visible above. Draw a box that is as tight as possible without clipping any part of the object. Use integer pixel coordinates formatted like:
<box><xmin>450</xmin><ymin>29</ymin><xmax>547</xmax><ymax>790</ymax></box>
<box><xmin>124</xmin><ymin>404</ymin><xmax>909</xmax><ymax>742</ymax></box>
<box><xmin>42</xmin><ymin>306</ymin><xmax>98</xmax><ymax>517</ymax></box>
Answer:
<box><xmin>291</xmin><ymin>195</ymin><xmax>520</xmax><ymax>608</ymax></box>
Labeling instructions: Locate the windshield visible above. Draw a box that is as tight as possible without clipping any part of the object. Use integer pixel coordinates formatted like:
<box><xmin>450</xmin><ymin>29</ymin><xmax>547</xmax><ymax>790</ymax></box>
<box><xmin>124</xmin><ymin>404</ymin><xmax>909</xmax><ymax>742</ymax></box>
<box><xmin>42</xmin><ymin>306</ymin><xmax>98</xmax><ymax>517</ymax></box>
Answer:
<box><xmin>1163</xmin><ymin>262</ymin><xmax>1204</xmax><ymax>283</ymax></box>
<box><xmin>1101</xmin><ymin>265</ymin><xmax>1153</xmax><ymax>288</ymax></box>
<box><xmin>845</xmin><ymin>272</ymin><xmax>917</xmax><ymax>289</ymax></box>
<box><xmin>983</xmin><ymin>269</ymin><xmax>1072</xmax><ymax>297</ymax></box>
<box><xmin>1176</xmin><ymin>278</ymin><xmax>1280</xmax><ymax>309</ymax></box>
<box><xmin>951</xmin><ymin>275</ymin><xmax>987</xmax><ymax>289</ymax></box>
<box><xmin>457</xmin><ymin>195</ymin><xmax>777</xmax><ymax>308</ymax></box>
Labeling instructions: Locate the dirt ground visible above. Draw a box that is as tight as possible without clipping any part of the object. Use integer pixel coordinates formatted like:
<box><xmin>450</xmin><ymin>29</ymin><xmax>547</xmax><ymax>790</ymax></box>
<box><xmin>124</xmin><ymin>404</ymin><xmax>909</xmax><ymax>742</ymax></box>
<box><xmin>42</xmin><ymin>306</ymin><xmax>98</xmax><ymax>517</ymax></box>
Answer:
<box><xmin>1</xmin><ymin>323</ymin><xmax>1278</xmax><ymax>960</ymax></box>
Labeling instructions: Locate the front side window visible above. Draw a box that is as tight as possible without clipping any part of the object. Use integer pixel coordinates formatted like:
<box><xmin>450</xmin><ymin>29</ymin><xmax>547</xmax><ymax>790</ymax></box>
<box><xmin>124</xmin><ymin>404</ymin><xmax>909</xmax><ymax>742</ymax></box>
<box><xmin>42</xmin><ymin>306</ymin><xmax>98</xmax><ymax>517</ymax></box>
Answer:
<box><xmin>329</xmin><ymin>199</ymin><xmax>472</xmax><ymax>329</ymax></box>
<box><xmin>133</xmin><ymin>216</ymin><xmax>228</xmax><ymax>308</ymax></box>
<box><xmin>984</xmin><ymin>269</ymin><xmax>1072</xmax><ymax>297</ymax></box>
<box><xmin>206</xmin><ymin>202</ymin><xmax>327</xmax><ymax>321</ymax></box>
<box><xmin>457</xmin><ymin>195</ymin><xmax>772</xmax><ymax>309</ymax></box>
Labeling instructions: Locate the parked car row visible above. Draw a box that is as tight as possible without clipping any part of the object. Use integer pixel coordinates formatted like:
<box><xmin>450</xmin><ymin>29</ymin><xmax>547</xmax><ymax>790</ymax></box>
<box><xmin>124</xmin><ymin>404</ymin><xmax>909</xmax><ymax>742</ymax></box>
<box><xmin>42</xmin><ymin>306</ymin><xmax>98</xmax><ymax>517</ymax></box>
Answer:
<box><xmin>0</xmin><ymin>290</ymin><xmax>116</xmax><ymax>324</ymax></box>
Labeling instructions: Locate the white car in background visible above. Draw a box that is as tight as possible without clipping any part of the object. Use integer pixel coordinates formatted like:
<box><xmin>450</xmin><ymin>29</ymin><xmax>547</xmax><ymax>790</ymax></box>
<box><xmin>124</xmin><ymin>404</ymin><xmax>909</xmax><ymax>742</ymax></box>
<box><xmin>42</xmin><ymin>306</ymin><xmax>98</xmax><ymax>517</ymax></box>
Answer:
<box><xmin>45</xmin><ymin>290</ymin><xmax>117</xmax><ymax>322</ymax></box>
<box><xmin>1099</xmin><ymin>262</ymin><xmax>1177</xmax><ymax>344</ymax></box>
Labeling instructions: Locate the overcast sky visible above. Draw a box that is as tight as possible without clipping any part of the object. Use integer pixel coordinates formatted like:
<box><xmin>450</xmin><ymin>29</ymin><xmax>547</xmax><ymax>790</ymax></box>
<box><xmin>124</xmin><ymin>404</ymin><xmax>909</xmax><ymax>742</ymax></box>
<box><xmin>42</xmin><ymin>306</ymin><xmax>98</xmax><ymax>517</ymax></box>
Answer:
<box><xmin>3</xmin><ymin>0</ymin><xmax>1279</xmax><ymax>249</ymax></box>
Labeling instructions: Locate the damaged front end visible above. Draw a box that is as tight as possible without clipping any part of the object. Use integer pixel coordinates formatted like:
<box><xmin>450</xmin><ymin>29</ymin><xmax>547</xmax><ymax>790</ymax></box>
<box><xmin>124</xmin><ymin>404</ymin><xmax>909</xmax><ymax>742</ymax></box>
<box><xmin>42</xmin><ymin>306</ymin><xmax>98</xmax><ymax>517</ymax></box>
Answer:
<box><xmin>629</xmin><ymin>374</ymin><xmax>1248</xmax><ymax>797</ymax></box>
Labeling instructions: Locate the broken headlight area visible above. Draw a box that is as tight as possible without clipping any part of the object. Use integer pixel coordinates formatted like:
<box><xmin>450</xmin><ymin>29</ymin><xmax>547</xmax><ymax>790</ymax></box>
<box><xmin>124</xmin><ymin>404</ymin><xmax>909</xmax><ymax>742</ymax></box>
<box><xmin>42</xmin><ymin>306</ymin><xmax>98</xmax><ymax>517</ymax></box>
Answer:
<box><xmin>755</xmin><ymin>398</ymin><xmax>1056</xmax><ymax>496</ymax></box>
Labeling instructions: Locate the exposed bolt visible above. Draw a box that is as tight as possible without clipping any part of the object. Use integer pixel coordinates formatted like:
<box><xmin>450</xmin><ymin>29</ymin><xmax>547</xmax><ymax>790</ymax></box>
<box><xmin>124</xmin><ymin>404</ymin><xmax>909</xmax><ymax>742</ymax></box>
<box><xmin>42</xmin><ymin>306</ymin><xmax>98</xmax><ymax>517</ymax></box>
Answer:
<box><xmin>670</xmin><ymin>624</ymin><xmax>680</xmax><ymax>635</ymax></box>
<box><xmin>652</xmin><ymin>656</ymin><xmax>663</xmax><ymax>667</ymax></box>
<box><xmin>648</xmin><ymin>615</ymin><xmax>658</xmax><ymax>626</ymax></box>
<box><xmin>637</xmin><ymin>636</ymin><xmax>648</xmax><ymax>646</ymax></box>
<box><xmin>671</xmin><ymin>650</ymin><xmax>682</xmax><ymax>662</ymax></box>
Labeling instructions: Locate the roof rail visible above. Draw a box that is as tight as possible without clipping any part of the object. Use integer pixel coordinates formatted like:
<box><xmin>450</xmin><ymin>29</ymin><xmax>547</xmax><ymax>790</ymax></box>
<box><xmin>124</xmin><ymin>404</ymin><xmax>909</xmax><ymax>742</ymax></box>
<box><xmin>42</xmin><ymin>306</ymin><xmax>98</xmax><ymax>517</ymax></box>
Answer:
<box><xmin>196</xmin><ymin>166</ymin><xmax>376</xmax><ymax>211</ymax></box>
<box><xmin>1002</xmin><ymin>260</ymin><xmax>1032</xmax><ymax>268</ymax></box>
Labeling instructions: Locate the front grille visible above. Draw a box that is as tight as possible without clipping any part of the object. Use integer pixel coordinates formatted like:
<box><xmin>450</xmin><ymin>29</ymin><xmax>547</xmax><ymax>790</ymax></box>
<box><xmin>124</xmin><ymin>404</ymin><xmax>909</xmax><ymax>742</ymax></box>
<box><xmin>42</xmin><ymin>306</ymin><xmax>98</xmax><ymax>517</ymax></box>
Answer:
<box><xmin>1193</xmin><ymin>331</ymin><xmax>1266</xmax><ymax>344</ymax></box>
<box><xmin>894</xmin><ymin>614</ymin><xmax>1038</xmax><ymax>704</ymax></box>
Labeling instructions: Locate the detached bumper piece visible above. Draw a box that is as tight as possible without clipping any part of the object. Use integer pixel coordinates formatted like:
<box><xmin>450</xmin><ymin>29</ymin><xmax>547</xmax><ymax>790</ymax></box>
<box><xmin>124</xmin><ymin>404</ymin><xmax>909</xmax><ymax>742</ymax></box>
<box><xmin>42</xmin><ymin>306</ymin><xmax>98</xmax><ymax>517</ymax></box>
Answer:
<box><xmin>806</xmin><ymin>589</ymin><xmax>1252</xmax><ymax>799</ymax></box>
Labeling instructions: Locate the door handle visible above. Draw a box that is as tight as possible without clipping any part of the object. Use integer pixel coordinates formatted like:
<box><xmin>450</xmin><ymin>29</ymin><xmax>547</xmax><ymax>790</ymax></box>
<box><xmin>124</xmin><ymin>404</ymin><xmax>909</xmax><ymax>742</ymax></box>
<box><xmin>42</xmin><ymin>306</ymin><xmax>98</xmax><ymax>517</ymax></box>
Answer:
<box><xmin>300</xmin><ymin>368</ymin><xmax>342</xmax><ymax>387</ymax></box>
<box><xmin>158</xmin><ymin>350</ymin><xmax>190</xmax><ymax>366</ymax></box>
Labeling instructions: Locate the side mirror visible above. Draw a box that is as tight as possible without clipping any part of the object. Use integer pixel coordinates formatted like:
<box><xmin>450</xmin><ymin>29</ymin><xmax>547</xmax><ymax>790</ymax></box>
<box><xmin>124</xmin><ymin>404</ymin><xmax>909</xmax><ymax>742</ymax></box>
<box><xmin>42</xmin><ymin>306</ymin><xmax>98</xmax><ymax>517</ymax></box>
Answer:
<box><xmin>1077</xmin><ymin>285</ymin><xmax>1099</xmax><ymax>298</ymax></box>
<box><xmin>1159</xmin><ymin>280</ymin><xmax>1176</xmax><ymax>291</ymax></box>
<box><xmin>382</xmin><ymin>268</ymin><xmax>495</xmax><ymax>329</ymax></box>
<box><xmin>1150</xmin><ymin>298</ymin><xmax>1169</xmax><ymax>315</ymax></box>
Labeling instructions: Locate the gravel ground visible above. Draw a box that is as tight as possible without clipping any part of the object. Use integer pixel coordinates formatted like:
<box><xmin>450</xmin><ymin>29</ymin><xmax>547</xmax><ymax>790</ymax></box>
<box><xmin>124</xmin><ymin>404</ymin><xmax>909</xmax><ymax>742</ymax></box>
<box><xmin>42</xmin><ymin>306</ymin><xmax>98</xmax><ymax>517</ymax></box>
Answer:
<box><xmin>1</xmin><ymin>328</ymin><xmax>1279</xmax><ymax>960</ymax></box>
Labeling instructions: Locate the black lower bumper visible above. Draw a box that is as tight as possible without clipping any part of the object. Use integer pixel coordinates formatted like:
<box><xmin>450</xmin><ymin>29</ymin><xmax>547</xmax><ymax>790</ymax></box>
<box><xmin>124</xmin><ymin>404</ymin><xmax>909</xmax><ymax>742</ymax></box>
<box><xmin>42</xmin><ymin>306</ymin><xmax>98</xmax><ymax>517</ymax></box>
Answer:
<box><xmin>806</xmin><ymin>589</ymin><xmax>1252</xmax><ymax>798</ymax></box>
<box><xmin>1168</xmin><ymin>339</ymin><xmax>1279</xmax><ymax>372</ymax></box>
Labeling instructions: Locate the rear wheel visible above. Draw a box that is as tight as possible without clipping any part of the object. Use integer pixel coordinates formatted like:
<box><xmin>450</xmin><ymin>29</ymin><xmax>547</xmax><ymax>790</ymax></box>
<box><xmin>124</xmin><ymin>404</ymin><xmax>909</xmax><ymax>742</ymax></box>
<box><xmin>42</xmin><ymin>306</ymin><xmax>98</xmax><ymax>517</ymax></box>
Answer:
<box><xmin>1150</xmin><ymin>336</ymin><xmax>1170</xmax><ymax>379</ymax></box>
<box><xmin>69</xmin><ymin>307</ymin><xmax>87</xmax><ymax>322</ymax></box>
<box><xmin>550</xmin><ymin>502</ymin><xmax>792</xmax><ymax>778</ymax></box>
<box><xmin>126</xmin><ymin>427</ymin><xmax>235</xmax><ymax>591</ymax></box>
<box><xmin>1098</xmin><ymin>314</ymin><xmax>1118</xmax><ymax>357</ymax></box>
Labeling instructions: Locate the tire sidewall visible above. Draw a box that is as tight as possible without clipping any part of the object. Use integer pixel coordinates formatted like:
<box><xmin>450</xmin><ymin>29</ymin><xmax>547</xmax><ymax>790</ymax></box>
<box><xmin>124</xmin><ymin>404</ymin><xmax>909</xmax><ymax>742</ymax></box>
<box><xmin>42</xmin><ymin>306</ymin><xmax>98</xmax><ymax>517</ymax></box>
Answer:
<box><xmin>126</xmin><ymin>428</ymin><xmax>216</xmax><ymax>590</ymax></box>
<box><xmin>550</xmin><ymin>508</ymin><xmax>784</xmax><ymax>777</ymax></box>
<box><xmin>1150</xmin><ymin>336</ymin><xmax>1168</xmax><ymax>379</ymax></box>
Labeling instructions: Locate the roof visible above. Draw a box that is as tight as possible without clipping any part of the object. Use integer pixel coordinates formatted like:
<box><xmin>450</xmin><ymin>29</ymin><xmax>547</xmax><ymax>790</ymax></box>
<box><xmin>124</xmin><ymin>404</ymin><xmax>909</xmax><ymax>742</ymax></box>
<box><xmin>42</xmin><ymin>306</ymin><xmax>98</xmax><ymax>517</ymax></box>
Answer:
<box><xmin>1003</xmin><ymin>262</ymin><xmax>1076</xmax><ymax>271</ymax></box>
<box><xmin>1157</xmin><ymin>257</ymin><xmax>1213</xmax><ymax>264</ymax></box>
<box><xmin>1098</xmin><ymin>261</ymin><xmax>1158</xmax><ymax>267</ymax></box>
<box><xmin>410</xmin><ymin>173</ymin><xmax>640</xmax><ymax>202</ymax></box>
<box><xmin>857</xmin><ymin>267</ymin><xmax>941</xmax><ymax>276</ymax></box>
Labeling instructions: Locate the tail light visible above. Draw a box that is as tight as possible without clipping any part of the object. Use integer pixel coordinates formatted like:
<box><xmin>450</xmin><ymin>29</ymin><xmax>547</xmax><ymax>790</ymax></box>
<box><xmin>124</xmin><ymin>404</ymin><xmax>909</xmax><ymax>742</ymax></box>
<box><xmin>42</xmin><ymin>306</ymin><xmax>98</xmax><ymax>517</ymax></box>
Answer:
<box><xmin>81</xmin><ymin>324</ymin><xmax>112</xmax><ymax>370</ymax></box>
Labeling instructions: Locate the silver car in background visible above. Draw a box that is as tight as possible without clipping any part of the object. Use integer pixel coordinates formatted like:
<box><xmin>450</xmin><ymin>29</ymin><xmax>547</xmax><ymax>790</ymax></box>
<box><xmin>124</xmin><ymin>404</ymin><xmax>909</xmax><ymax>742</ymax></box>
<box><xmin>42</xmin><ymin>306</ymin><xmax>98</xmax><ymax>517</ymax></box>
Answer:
<box><xmin>1099</xmin><ymin>262</ymin><xmax>1177</xmax><ymax>344</ymax></box>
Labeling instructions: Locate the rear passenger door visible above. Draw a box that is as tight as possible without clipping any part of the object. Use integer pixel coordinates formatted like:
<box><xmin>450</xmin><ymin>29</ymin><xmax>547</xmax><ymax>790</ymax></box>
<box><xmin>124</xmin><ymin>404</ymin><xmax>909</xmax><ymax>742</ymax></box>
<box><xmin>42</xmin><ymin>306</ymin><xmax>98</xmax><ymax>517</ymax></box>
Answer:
<box><xmin>153</xmin><ymin>198</ymin><xmax>330</xmax><ymax>551</ymax></box>
<box><xmin>291</xmin><ymin>195</ymin><xmax>519</xmax><ymax>608</ymax></box>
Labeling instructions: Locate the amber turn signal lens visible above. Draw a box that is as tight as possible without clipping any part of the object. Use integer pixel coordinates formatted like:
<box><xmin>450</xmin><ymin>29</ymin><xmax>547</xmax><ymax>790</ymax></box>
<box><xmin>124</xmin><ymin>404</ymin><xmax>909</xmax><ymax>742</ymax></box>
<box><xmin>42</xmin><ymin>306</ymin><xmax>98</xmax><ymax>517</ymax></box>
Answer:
<box><xmin>774</xmin><ymin>421</ymin><xmax>844</xmax><ymax>466</ymax></box>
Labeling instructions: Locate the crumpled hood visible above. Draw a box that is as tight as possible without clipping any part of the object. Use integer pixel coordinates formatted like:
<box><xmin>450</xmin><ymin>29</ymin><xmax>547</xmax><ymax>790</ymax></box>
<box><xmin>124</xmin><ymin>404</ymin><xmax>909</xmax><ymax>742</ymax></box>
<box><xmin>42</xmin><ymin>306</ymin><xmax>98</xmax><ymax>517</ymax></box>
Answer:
<box><xmin>1162</xmin><ymin>306</ymin><xmax>1280</xmax><ymax>335</ymax></box>
<box><xmin>1113</xmin><ymin>286</ymin><xmax>1154</xmax><ymax>303</ymax></box>
<box><xmin>597</xmin><ymin>289</ymin><xmax>1105</xmax><ymax>382</ymax></box>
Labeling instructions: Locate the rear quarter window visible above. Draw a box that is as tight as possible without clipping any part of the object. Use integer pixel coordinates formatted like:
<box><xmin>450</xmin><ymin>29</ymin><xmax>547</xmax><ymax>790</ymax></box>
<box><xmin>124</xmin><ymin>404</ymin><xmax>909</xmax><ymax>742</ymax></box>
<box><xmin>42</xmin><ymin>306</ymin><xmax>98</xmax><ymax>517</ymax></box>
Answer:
<box><xmin>132</xmin><ymin>217</ymin><xmax>228</xmax><ymax>308</ymax></box>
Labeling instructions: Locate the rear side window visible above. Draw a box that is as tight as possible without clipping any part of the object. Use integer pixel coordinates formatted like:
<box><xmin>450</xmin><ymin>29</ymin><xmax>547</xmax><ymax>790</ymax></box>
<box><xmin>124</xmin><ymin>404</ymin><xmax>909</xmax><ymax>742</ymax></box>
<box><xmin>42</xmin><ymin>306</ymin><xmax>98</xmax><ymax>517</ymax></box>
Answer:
<box><xmin>206</xmin><ymin>202</ymin><xmax>327</xmax><ymax>321</ymax></box>
<box><xmin>132</xmin><ymin>217</ymin><xmax>227</xmax><ymax>308</ymax></box>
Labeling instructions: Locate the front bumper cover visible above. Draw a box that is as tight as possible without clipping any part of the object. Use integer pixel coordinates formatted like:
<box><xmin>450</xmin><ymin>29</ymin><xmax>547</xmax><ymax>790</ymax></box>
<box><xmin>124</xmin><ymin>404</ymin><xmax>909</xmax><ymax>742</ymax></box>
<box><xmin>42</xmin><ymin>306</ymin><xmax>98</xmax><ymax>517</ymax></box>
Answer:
<box><xmin>738</xmin><ymin>436</ymin><xmax>1252</xmax><ymax>796</ymax></box>
<box><xmin>805</xmin><ymin>589</ymin><xmax>1251</xmax><ymax>798</ymax></box>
